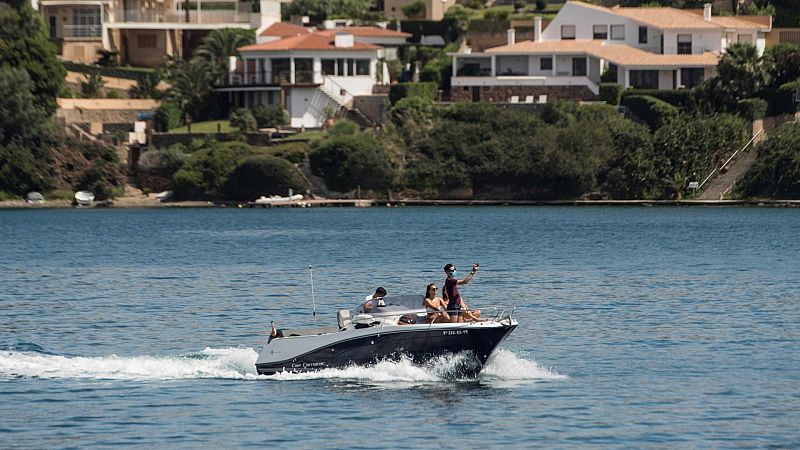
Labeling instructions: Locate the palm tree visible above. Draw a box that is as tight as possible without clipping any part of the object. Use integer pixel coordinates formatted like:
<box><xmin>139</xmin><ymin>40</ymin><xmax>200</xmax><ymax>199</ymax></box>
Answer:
<box><xmin>717</xmin><ymin>43</ymin><xmax>764</xmax><ymax>100</ymax></box>
<box><xmin>80</xmin><ymin>71</ymin><xmax>105</xmax><ymax>98</ymax></box>
<box><xmin>193</xmin><ymin>28</ymin><xmax>254</xmax><ymax>82</ymax></box>
<box><xmin>129</xmin><ymin>72</ymin><xmax>162</xmax><ymax>99</ymax></box>
<box><xmin>167</xmin><ymin>58</ymin><xmax>213</xmax><ymax>122</ymax></box>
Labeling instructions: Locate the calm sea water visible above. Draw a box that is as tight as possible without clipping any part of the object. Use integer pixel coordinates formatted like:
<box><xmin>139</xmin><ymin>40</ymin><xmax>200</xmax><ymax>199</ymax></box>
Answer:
<box><xmin>1</xmin><ymin>206</ymin><xmax>799</xmax><ymax>448</ymax></box>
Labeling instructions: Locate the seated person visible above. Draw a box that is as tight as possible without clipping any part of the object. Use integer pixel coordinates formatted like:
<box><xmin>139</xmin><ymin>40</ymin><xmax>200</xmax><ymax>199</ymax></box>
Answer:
<box><xmin>362</xmin><ymin>287</ymin><xmax>387</xmax><ymax>312</ymax></box>
<box><xmin>460</xmin><ymin>299</ymin><xmax>482</xmax><ymax>322</ymax></box>
<box><xmin>423</xmin><ymin>283</ymin><xmax>449</xmax><ymax>323</ymax></box>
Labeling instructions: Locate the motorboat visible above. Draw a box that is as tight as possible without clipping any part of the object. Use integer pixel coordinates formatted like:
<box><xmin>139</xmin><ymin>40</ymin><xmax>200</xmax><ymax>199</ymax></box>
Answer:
<box><xmin>74</xmin><ymin>191</ymin><xmax>95</xmax><ymax>206</ymax></box>
<box><xmin>26</xmin><ymin>192</ymin><xmax>44</xmax><ymax>204</ymax></box>
<box><xmin>253</xmin><ymin>194</ymin><xmax>305</xmax><ymax>207</ymax></box>
<box><xmin>255</xmin><ymin>294</ymin><xmax>517</xmax><ymax>376</ymax></box>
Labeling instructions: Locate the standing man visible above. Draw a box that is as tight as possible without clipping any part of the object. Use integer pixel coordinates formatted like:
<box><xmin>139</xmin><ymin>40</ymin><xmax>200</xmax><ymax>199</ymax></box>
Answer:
<box><xmin>443</xmin><ymin>263</ymin><xmax>479</xmax><ymax>323</ymax></box>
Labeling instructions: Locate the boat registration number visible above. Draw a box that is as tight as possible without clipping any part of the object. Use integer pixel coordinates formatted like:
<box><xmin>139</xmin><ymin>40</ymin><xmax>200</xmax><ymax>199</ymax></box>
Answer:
<box><xmin>443</xmin><ymin>330</ymin><xmax>468</xmax><ymax>336</ymax></box>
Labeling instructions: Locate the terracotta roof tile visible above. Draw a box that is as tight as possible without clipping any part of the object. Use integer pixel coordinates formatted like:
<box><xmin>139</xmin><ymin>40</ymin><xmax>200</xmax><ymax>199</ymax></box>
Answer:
<box><xmin>568</xmin><ymin>1</ymin><xmax>770</xmax><ymax>31</ymax></box>
<box><xmin>486</xmin><ymin>40</ymin><xmax>719</xmax><ymax>67</ymax></box>
<box><xmin>259</xmin><ymin>22</ymin><xmax>312</xmax><ymax>37</ymax></box>
<box><xmin>239</xmin><ymin>33</ymin><xmax>381</xmax><ymax>52</ymax></box>
<box><xmin>317</xmin><ymin>26</ymin><xmax>411</xmax><ymax>38</ymax></box>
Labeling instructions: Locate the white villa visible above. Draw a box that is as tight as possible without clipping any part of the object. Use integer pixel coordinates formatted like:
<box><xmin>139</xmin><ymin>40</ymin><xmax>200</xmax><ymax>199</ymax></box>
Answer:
<box><xmin>450</xmin><ymin>1</ymin><xmax>772</xmax><ymax>102</ymax></box>
<box><xmin>217</xmin><ymin>26</ymin><xmax>410</xmax><ymax>128</ymax></box>
<box><xmin>38</xmin><ymin>0</ymin><xmax>283</xmax><ymax>66</ymax></box>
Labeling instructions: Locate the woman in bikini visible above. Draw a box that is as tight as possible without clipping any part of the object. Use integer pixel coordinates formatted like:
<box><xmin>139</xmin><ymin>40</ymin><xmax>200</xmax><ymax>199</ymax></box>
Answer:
<box><xmin>423</xmin><ymin>283</ymin><xmax>450</xmax><ymax>323</ymax></box>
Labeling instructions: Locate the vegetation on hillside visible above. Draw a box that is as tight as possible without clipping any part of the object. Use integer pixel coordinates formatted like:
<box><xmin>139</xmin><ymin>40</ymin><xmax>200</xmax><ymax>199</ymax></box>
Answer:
<box><xmin>0</xmin><ymin>0</ymin><xmax>123</xmax><ymax>199</ymax></box>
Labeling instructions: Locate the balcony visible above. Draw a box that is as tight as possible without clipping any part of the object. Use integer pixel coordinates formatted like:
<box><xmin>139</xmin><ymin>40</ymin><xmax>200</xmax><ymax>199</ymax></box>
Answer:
<box><xmin>114</xmin><ymin>5</ymin><xmax>252</xmax><ymax>24</ymax></box>
<box><xmin>62</xmin><ymin>24</ymin><xmax>102</xmax><ymax>38</ymax></box>
<box><xmin>225</xmin><ymin>70</ymin><xmax>323</xmax><ymax>86</ymax></box>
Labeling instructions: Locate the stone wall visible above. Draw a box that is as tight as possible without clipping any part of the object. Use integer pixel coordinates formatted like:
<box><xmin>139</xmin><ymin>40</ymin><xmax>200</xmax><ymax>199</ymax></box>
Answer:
<box><xmin>450</xmin><ymin>85</ymin><xmax>596</xmax><ymax>103</ymax></box>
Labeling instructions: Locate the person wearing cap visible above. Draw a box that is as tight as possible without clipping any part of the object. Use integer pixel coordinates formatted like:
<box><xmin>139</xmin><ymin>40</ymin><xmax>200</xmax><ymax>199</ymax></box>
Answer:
<box><xmin>443</xmin><ymin>263</ymin><xmax>481</xmax><ymax>323</ymax></box>
<box><xmin>362</xmin><ymin>286</ymin><xmax>387</xmax><ymax>312</ymax></box>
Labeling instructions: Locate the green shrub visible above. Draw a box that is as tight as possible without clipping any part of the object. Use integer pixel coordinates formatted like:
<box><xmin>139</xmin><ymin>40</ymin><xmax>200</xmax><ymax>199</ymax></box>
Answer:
<box><xmin>171</xmin><ymin>167</ymin><xmax>206</xmax><ymax>199</ymax></box>
<box><xmin>62</xmin><ymin>61</ymin><xmax>154</xmax><ymax>83</ymax></box>
<box><xmin>252</xmin><ymin>104</ymin><xmax>288</xmax><ymax>129</ymax></box>
<box><xmin>96</xmin><ymin>49</ymin><xmax>118</xmax><ymax>67</ymax></box>
<box><xmin>621</xmin><ymin>95</ymin><xmax>679</xmax><ymax>130</ymax></box>
<box><xmin>535</xmin><ymin>0</ymin><xmax>547</xmax><ymax>10</ymax></box>
<box><xmin>736</xmin><ymin>98</ymin><xmax>768</xmax><ymax>121</ymax></box>
<box><xmin>621</xmin><ymin>88</ymin><xmax>695</xmax><ymax>110</ymax></box>
<box><xmin>328</xmin><ymin>119</ymin><xmax>359</xmax><ymax>137</ymax></box>
<box><xmin>388</xmin><ymin>81</ymin><xmax>438</xmax><ymax>104</ymax></box>
<box><xmin>155</xmin><ymin>102</ymin><xmax>183</xmax><ymax>131</ymax></box>
<box><xmin>599</xmin><ymin>83</ymin><xmax>623</xmax><ymax>105</ymax></box>
<box><xmin>229</xmin><ymin>108</ymin><xmax>257</xmax><ymax>132</ymax></box>
<box><xmin>224</xmin><ymin>154</ymin><xmax>308</xmax><ymax>200</ymax></box>
<box><xmin>257</xmin><ymin>141</ymin><xmax>309</xmax><ymax>163</ymax></box>
<box><xmin>600</xmin><ymin>67</ymin><xmax>618</xmax><ymax>83</ymax></box>
<box><xmin>761</xmin><ymin>86</ymin><xmax>799</xmax><ymax>117</ymax></box>
<box><xmin>138</xmin><ymin>145</ymin><xmax>187</xmax><ymax>177</ymax></box>
<box><xmin>401</xmin><ymin>0</ymin><xmax>425</xmax><ymax>18</ymax></box>
<box><xmin>737</xmin><ymin>122</ymin><xmax>800</xmax><ymax>199</ymax></box>
<box><xmin>106</xmin><ymin>90</ymin><xmax>121</xmax><ymax>99</ymax></box>
<box><xmin>309</xmin><ymin>133</ymin><xmax>395</xmax><ymax>192</ymax></box>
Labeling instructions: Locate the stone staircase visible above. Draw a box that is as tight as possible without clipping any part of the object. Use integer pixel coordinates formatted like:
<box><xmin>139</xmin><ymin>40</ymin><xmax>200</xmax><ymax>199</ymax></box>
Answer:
<box><xmin>698</xmin><ymin>149</ymin><xmax>758</xmax><ymax>200</ymax></box>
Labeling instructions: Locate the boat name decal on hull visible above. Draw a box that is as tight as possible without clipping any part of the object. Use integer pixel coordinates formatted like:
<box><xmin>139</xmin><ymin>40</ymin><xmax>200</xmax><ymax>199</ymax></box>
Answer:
<box><xmin>443</xmin><ymin>330</ymin><xmax>469</xmax><ymax>336</ymax></box>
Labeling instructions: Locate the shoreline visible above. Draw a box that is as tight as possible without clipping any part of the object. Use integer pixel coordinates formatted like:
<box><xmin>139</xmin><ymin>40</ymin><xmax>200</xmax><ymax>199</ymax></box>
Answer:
<box><xmin>2</xmin><ymin>198</ymin><xmax>800</xmax><ymax>209</ymax></box>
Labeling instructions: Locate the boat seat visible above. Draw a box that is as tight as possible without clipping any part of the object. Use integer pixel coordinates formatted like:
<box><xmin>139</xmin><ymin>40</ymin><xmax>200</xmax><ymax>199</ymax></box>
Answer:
<box><xmin>337</xmin><ymin>310</ymin><xmax>351</xmax><ymax>329</ymax></box>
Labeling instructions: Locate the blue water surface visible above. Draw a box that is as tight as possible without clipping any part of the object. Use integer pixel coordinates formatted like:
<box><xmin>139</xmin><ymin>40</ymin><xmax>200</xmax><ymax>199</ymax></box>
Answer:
<box><xmin>0</xmin><ymin>206</ymin><xmax>799</xmax><ymax>448</ymax></box>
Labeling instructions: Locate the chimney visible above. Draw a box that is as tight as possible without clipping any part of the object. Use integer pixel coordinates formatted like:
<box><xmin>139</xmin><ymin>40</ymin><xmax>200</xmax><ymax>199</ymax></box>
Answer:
<box><xmin>703</xmin><ymin>3</ymin><xmax>711</xmax><ymax>21</ymax></box>
<box><xmin>534</xmin><ymin>16</ymin><xmax>542</xmax><ymax>41</ymax></box>
<box><xmin>507</xmin><ymin>28</ymin><xmax>516</xmax><ymax>46</ymax></box>
<box><xmin>334</xmin><ymin>32</ymin><xmax>354</xmax><ymax>48</ymax></box>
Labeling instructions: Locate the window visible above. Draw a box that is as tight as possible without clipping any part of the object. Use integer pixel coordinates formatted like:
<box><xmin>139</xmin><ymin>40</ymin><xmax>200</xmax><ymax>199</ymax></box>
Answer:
<box><xmin>561</xmin><ymin>25</ymin><xmax>576</xmax><ymax>40</ymax></box>
<box><xmin>71</xmin><ymin>7</ymin><xmax>100</xmax><ymax>37</ymax></box>
<box><xmin>355</xmin><ymin>59</ymin><xmax>370</xmax><ymax>76</ymax></box>
<box><xmin>610</xmin><ymin>25</ymin><xmax>625</xmax><ymax>40</ymax></box>
<box><xmin>572</xmin><ymin>57</ymin><xmax>587</xmax><ymax>76</ymax></box>
<box><xmin>677</xmin><ymin>34</ymin><xmax>692</xmax><ymax>54</ymax></box>
<box><xmin>593</xmin><ymin>25</ymin><xmax>608</xmax><ymax>40</ymax></box>
<box><xmin>638</xmin><ymin>26</ymin><xmax>647</xmax><ymax>44</ymax></box>
<box><xmin>737</xmin><ymin>34</ymin><xmax>752</xmax><ymax>44</ymax></box>
<box><xmin>295</xmin><ymin>58</ymin><xmax>313</xmax><ymax>83</ymax></box>
<box><xmin>680</xmin><ymin>68</ymin><xmax>704</xmax><ymax>88</ymax></box>
<box><xmin>629</xmin><ymin>70</ymin><xmax>659</xmax><ymax>89</ymax></box>
<box><xmin>321</xmin><ymin>59</ymin><xmax>335</xmax><ymax>75</ymax></box>
<box><xmin>347</xmin><ymin>58</ymin><xmax>356</xmax><ymax>76</ymax></box>
<box><xmin>137</xmin><ymin>34</ymin><xmax>156</xmax><ymax>48</ymax></box>
<box><xmin>49</xmin><ymin>16</ymin><xmax>57</xmax><ymax>39</ymax></box>
<box><xmin>540</xmin><ymin>57</ymin><xmax>552</xmax><ymax>71</ymax></box>
<box><xmin>337</xmin><ymin>58</ymin><xmax>345</xmax><ymax>76</ymax></box>
<box><xmin>271</xmin><ymin>58</ymin><xmax>290</xmax><ymax>83</ymax></box>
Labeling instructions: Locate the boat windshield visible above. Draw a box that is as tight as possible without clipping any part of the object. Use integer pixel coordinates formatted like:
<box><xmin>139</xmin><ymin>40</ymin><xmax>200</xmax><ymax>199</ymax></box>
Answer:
<box><xmin>359</xmin><ymin>294</ymin><xmax>424</xmax><ymax>312</ymax></box>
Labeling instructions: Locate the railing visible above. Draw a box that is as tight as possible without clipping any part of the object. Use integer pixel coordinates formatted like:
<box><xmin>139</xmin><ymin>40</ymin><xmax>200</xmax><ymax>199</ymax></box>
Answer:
<box><xmin>62</xmin><ymin>24</ymin><xmax>102</xmax><ymax>38</ymax></box>
<box><xmin>698</xmin><ymin>128</ymin><xmax>763</xmax><ymax>190</ymax></box>
<box><xmin>114</xmin><ymin>7</ymin><xmax>251</xmax><ymax>24</ymax></box>
<box><xmin>321</xmin><ymin>74</ymin><xmax>353</xmax><ymax>107</ymax></box>
<box><xmin>227</xmin><ymin>71</ymin><xmax>323</xmax><ymax>86</ymax></box>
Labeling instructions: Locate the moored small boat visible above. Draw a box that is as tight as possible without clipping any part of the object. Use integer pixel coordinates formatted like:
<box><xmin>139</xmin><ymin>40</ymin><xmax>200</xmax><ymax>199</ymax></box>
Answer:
<box><xmin>74</xmin><ymin>191</ymin><xmax>95</xmax><ymax>206</ymax></box>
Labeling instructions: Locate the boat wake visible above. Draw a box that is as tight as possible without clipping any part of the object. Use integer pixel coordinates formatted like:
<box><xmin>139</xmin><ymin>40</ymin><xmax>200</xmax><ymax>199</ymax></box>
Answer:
<box><xmin>0</xmin><ymin>345</ymin><xmax>566</xmax><ymax>383</ymax></box>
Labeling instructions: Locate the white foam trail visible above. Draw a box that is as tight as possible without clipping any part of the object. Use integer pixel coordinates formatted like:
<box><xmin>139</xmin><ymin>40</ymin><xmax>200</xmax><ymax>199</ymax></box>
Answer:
<box><xmin>0</xmin><ymin>347</ymin><xmax>261</xmax><ymax>381</ymax></box>
<box><xmin>481</xmin><ymin>349</ymin><xmax>567</xmax><ymax>381</ymax></box>
<box><xmin>0</xmin><ymin>347</ymin><xmax>566</xmax><ymax>383</ymax></box>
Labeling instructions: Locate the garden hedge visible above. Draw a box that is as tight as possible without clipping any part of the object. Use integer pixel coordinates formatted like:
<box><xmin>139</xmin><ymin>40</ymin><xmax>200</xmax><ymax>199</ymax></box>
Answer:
<box><xmin>621</xmin><ymin>88</ymin><xmax>695</xmax><ymax>110</ymax></box>
<box><xmin>599</xmin><ymin>83</ymin><xmax>623</xmax><ymax>105</ymax></box>
<box><xmin>621</xmin><ymin>95</ymin><xmax>679</xmax><ymax>130</ymax></box>
<box><xmin>736</xmin><ymin>98</ymin><xmax>768</xmax><ymax>121</ymax></box>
